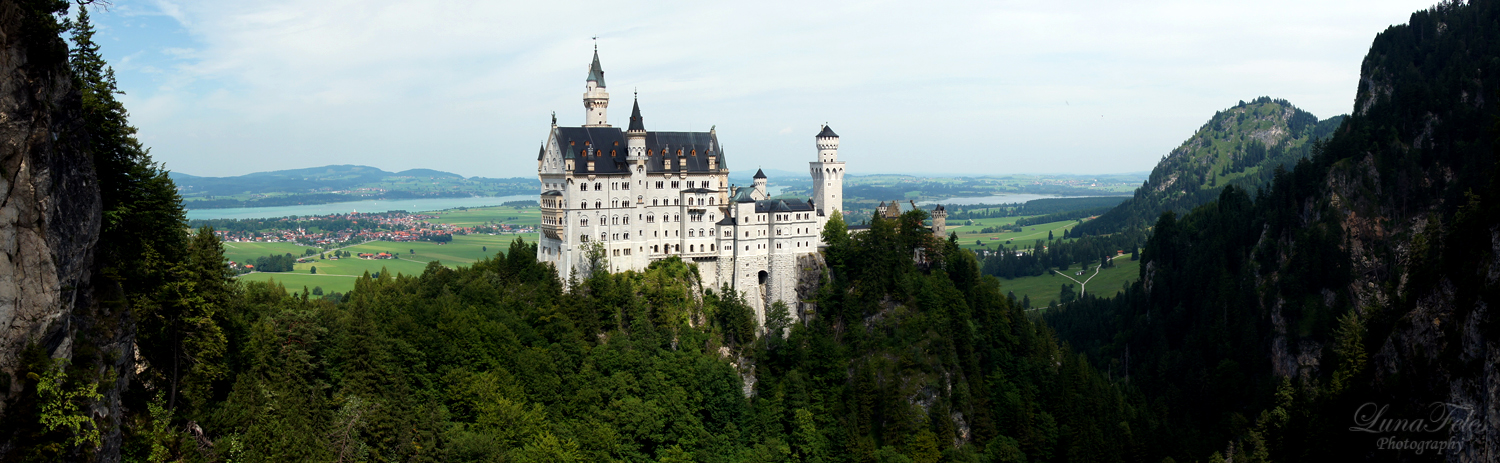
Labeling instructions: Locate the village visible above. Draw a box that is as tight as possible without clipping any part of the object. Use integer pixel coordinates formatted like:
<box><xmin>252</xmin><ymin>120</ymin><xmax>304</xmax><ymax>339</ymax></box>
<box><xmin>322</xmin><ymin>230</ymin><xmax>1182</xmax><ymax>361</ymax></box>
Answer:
<box><xmin>207</xmin><ymin>210</ymin><xmax>534</xmax><ymax>248</ymax></box>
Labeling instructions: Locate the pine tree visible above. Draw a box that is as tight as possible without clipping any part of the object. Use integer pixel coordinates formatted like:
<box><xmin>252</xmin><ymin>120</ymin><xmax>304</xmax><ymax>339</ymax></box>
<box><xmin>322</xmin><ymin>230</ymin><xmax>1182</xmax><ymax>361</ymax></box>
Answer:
<box><xmin>71</xmin><ymin>5</ymin><xmax>188</xmax><ymax>275</ymax></box>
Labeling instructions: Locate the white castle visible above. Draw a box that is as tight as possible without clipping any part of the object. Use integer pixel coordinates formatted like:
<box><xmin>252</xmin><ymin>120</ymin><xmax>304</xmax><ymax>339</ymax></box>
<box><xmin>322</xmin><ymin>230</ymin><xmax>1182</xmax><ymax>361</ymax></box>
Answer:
<box><xmin>535</xmin><ymin>49</ymin><xmax>845</xmax><ymax>321</ymax></box>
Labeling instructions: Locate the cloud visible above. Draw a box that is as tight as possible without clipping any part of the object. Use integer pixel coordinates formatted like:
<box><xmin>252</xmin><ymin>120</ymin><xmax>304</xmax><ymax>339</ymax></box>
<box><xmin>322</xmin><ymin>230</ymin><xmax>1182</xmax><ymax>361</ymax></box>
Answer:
<box><xmin>95</xmin><ymin>0</ymin><xmax>1437</xmax><ymax>178</ymax></box>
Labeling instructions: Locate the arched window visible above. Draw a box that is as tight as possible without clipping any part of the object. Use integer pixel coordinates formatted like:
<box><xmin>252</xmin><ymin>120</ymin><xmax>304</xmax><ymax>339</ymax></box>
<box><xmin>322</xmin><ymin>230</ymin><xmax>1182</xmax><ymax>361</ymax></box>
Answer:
<box><xmin>637</xmin><ymin>195</ymin><xmax>643</xmax><ymax>204</ymax></box>
<box><xmin>623</xmin><ymin>216</ymin><xmax>629</xmax><ymax>225</ymax></box>
<box><xmin>709</xmin><ymin>197</ymin><xmax>715</xmax><ymax>205</ymax></box>
<box><xmin>600</xmin><ymin>232</ymin><xmax>607</xmax><ymax>241</ymax></box>
<box><xmin>581</xmin><ymin>183</ymin><xmax>589</xmax><ymax>191</ymax></box>
<box><xmin>612</xmin><ymin>216</ymin><xmax>618</xmax><ymax>225</ymax></box>
<box><xmin>581</xmin><ymin>217</ymin><xmax>588</xmax><ymax>227</ymax></box>
<box><xmin>674</xmin><ymin>214</ymin><xmax>680</xmax><ymax>222</ymax></box>
<box><xmin>580</xmin><ymin>201</ymin><xmax>587</xmax><ymax>209</ymax></box>
<box><xmin>594</xmin><ymin>183</ymin><xmax>602</xmax><ymax>190</ymax></box>
<box><xmin>709</xmin><ymin>228</ymin><xmax>716</xmax><ymax>237</ymax></box>
<box><xmin>594</xmin><ymin>201</ymin><xmax>602</xmax><ymax>209</ymax></box>
<box><xmin>689</xmin><ymin>230</ymin><xmax>695</xmax><ymax>237</ymax></box>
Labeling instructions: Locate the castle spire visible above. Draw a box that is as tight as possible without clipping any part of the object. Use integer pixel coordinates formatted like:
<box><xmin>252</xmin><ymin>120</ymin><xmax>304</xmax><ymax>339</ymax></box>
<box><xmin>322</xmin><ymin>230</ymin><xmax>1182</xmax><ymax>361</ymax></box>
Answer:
<box><xmin>586</xmin><ymin>48</ymin><xmax>606</xmax><ymax>88</ymax></box>
<box><xmin>628</xmin><ymin>96</ymin><xmax>645</xmax><ymax>132</ymax></box>
<box><xmin>583</xmin><ymin>47</ymin><xmax>610</xmax><ymax>127</ymax></box>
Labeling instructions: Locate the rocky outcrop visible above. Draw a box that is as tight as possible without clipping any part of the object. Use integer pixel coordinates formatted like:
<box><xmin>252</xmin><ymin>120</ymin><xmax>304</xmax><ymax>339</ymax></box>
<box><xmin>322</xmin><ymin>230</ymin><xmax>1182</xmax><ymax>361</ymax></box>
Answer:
<box><xmin>0</xmin><ymin>1</ymin><xmax>121</xmax><ymax>460</ymax></box>
<box><xmin>794</xmin><ymin>252</ymin><xmax>826</xmax><ymax>324</ymax></box>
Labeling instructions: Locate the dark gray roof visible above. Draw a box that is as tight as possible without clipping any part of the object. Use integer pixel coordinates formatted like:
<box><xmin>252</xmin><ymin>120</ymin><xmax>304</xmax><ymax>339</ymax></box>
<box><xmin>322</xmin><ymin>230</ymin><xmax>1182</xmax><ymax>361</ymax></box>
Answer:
<box><xmin>541</xmin><ymin>190</ymin><xmax>562</xmax><ymax>196</ymax></box>
<box><xmin>733</xmin><ymin>188</ymin><xmax>756</xmax><ymax>203</ymax></box>
<box><xmin>717</xmin><ymin>216</ymin><xmax>737</xmax><ymax>225</ymax></box>
<box><xmin>683</xmin><ymin>188</ymin><xmax>715</xmax><ymax>194</ymax></box>
<box><xmin>628</xmin><ymin>98</ymin><xmax>645</xmax><ymax>132</ymax></box>
<box><xmin>817</xmin><ymin>125</ymin><xmax>838</xmax><ymax>138</ymax></box>
<box><xmin>587</xmin><ymin>50</ymin><xmax>605</xmax><ymax>87</ymax></box>
<box><xmin>753</xmin><ymin>168</ymin><xmax>766</xmax><ymax>179</ymax></box>
<box><xmin>754</xmin><ymin>198</ymin><xmax>814</xmax><ymax>213</ymax></box>
<box><xmin>553</xmin><ymin>126</ymin><xmax>723</xmax><ymax>175</ymax></box>
<box><xmin>537</xmin><ymin>143</ymin><xmax>545</xmax><ymax>161</ymax></box>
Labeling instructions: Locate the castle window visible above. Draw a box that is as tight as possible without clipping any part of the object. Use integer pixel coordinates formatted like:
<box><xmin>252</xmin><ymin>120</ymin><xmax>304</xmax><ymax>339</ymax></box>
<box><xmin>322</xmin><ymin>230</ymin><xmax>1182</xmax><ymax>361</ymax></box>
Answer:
<box><xmin>646</xmin><ymin>215</ymin><xmax>654</xmax><ymax>223</ymax></box>
<box><xmin>671</xmin><ymin>181</ymin><xmax>679</xmax><ymax>189</ymax></box>
<box><xmin>637</xmin><ymin>195</ymin><xmax>643</xmax><ymax>204</ymax></box>
<box><xmin>708</xmin><ymin>197</ymin><xmax>715</xmax><ymax>205</ymax></box>
<box><xmin>689</xmin><ymin>245</ymin><xmax>694</xmax><ymax>252</ymax></box>
<box><xmin>594</xmin><ymin>183</ymin><xmax>602</xmax><ymax>190</ymax></box>
<box><xmin>664</xmin><ymin>159</ymin><xmax>670</xmax><ymax>169</ymax></box>
<box><xmin>689</xmin><ymin>230</ymin><xmax>694</xmax><ymax>237</ymax></box>
<box><xmin>580</xmin><ymin>201</ymin><xmax>587</xmax><ymax>209</ymax></box>
<box><xmin>623</xmin><ymin>216</ymin><xmax>629</xmax><ymax>225</ymax></box>
<box><xmin>652</xmin><ymin>199</ymin><xmax>658</xmax><ymax>206</ymax></box>
<box><xmin>624</xmin><ymin>233</ymin><xmax>629</xmax><ymax>239</ymax></box>
<box><xmin>611</xmin><ymin>216</ymin><xmax>618</xmax><ymax>225</ymax></box>
<box><xmin>655</xmin><ymin>181</ymin><xmax>663</xmax><ymax>189</ymax></box>
<box><xmin>587</xmin><ymin>161</ymin><xmax>594</xmax><ymax>171</ymax></box>
<box><xmin>580</xmin><ymin>235</ymin><xmax>589</xmax><ymax>242</ymax></box>
<box><xmin>594</xmin><ymin>201</ymin><xmax>602</xmax><ymax>208</ymax></box>
<box><xmin>580</xmin><ymin>183</ymin><xmax>588</xmax><ymax>191</ymax></box>
<box><xmin>581</xmin><ymin>217</ymin><xmax>589</xmax><ymax>227</ymax></box>
<box><xmin>711</xmin><ymin>244</ymin><xmax>716</xmax><ymax>251</ymax></box>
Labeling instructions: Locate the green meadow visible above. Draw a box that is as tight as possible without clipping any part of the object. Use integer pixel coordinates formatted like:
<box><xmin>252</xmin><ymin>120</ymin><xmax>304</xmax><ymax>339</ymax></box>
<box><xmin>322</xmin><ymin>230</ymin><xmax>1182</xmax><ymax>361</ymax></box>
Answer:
<box><xmin>219</xmin><ymin>241</ymin><xmax>321</xmax><ymax>265</ymax></box>
<box><xmin>997</xmin><ymin>256</ymin><xmax>1140</xmax><ymax>309</ymax></box>
<box><xmin>236</xmin><ymin>204</ymin><xmax>541</xmax><ymax>294</ymax></box>
<box><xmin>426</xmin><ymin>205</ymin><xmax>541</xmax><ymax>227</ymax></box>
<box><xmin>946</xmin><ymin>216</ymin><xmax>1085</xmax><ymax>253</ymax></box>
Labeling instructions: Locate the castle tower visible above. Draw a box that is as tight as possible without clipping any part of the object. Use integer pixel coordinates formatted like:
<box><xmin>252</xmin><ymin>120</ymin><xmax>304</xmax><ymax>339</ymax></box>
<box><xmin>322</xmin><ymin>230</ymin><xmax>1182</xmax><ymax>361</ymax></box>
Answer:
<box><xmin>932</xmin><ymin>204</ymin><xmax>947</xmax><ymax>237</ymax></box>
<box><xmin>627</xmin><ymin>97</ymin><xmax>647</xmax><ymax>207</ymax></box>
<box><xmin>583</xmin><ymin>49</ymin><xmax>610</xmax><ymax>127</ymax></box>
<box><xmin>811</xmin><ymin>125</ymin><xmax>845</xmax><ymax>218</ymax></box>
<box><xmin>752</xmin><ymin>168</ymin><xmax>768</xmax><ymax>199</ymax></box>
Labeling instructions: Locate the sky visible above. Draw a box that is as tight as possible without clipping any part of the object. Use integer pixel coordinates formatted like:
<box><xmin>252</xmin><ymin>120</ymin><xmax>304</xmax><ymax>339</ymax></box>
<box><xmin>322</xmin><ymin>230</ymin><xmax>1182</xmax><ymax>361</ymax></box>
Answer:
<box><xmin>87</xmin><ymin>0</ymin><xmax>1440</xmax><ymax>179</ymax></box>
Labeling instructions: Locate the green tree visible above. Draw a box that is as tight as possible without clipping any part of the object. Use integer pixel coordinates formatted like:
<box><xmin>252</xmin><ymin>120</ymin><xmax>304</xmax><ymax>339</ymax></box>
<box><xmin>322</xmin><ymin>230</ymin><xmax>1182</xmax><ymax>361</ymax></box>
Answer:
<box><xmin>310</xmin><ymin>265</ymin><xmax>317</xmax><ymax>274</ymax></box>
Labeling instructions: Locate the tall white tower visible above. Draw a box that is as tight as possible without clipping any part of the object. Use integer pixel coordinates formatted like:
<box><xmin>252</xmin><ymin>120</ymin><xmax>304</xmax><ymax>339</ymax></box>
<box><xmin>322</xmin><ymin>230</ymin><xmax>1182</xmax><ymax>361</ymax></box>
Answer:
<box><xmin>583</xmin><ymin>49</ymin><xmax>610</xmax><ymax>127</ymax></box>
<box><xmin>811</xmin><ymin>125</ymin><xmax>845</xmax><ymax>218</ymax></box>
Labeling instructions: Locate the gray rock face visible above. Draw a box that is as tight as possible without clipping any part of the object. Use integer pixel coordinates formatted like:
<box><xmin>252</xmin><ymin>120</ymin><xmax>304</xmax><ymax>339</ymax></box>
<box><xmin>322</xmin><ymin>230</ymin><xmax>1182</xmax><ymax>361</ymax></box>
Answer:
<box><xmin>0</xmin><ymin>1</ymin><xmax>120</xmax><ymax>460</ymax></box>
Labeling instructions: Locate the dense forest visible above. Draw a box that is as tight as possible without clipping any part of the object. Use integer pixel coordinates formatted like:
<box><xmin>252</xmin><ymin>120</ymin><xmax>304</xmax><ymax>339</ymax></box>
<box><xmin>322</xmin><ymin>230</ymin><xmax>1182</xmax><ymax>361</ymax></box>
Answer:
<box><xmin>1047</xmin><ymin>1</ymin><xmax>1500</xmax><ymax>461</ymax></box>
<box><xmin>3</xmin><ymin>1</ymin><xmax>1499</xmax><ymax>462</ymax></box>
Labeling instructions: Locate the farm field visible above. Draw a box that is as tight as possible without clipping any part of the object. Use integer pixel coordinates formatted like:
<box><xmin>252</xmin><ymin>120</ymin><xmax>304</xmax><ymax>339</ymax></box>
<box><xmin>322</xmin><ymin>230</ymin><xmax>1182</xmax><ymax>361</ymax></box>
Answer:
<box><xmin>236</xmin><ymin>205</ymin><xmax>540</xmax><ymax>294</ymax></box>
<box><xmin>425</xmin><ymin>205</ymin><xmax>541</xmax><ymax>227</ymax></box>
<box><xmin>219</xmin><ymin>241</ymin><xmax>320</xmax><ymax>265</ymax></box>
<box><xmin>947</xmin><ymin>217</ymin><xmax>1086</xmax><ymax>253</ymax></box>
<box><xmin>997</xmin><ymin>256</ymin><xmax>1140</xmax><ymax>308</ymax></box>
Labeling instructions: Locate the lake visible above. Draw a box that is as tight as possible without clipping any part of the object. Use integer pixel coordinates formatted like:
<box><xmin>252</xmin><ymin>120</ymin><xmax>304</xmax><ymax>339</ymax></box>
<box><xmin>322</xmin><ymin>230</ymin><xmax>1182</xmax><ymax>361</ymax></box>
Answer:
<box><xmin>186</xmin><ymin>195</ymin><xmax>536</xmax><ymax>220</ymax></box>
<box><xmin>917</xmin><ymin>194</ymin><xmax>1064</xmax><ymax>206</ymax></box>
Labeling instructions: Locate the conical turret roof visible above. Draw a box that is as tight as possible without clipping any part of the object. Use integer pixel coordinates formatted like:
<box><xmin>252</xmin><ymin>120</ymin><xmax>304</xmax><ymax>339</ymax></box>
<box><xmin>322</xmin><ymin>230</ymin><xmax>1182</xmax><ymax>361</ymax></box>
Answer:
<box><xmin>628</xmin><ymin>98</ymin><xmax>645</xmax><ymax>132</ymax></box>
<box><xmin>753</xmin><ymin>168</ymin><xmax>767</xmax><ymax>179</ymax></box>
<box><xmin>817</xmin><ymin>125</ymin><xmax>838</xmax><ymax>138</ymax></box>
<box><xmin>587</xmin><ymin>50</ymin><xmax>606</xmax><ymax>87</ymax></box>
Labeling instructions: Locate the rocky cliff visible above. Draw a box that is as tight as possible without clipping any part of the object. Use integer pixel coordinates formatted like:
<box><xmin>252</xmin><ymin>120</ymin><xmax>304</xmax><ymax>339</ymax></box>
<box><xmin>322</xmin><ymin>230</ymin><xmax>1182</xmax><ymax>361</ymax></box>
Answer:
<box><xmin>0</xmin><ymin>0</ymin><xmax>124</xmax><ymax>460</ymax></box>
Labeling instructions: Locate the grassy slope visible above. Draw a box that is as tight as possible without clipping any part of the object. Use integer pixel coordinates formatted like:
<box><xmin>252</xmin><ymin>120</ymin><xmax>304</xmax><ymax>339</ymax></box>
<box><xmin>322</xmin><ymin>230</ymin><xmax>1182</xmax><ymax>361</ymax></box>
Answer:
<box><xmin>1000</xmin><ymin>256</ymin><xmax>1140</xmax><ymax>308</ymax></box>
<box><xmin>946</xmin><ymin>216</ymin><xmax>1084</xmax><ymax>253</ymax></box>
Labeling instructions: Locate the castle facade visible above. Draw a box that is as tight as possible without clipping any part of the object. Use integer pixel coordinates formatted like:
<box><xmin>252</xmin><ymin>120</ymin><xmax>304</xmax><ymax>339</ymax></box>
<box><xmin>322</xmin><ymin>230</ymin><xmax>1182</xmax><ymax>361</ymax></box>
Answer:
<box><xmin>534</xmin><ymin>50</ymin><xmax>846</xmax><ymax>322</ymax></box>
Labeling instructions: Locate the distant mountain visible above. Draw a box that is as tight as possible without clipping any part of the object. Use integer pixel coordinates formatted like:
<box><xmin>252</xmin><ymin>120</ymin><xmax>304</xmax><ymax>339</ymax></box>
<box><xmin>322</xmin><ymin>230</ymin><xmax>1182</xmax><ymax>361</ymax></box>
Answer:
<box><xmin>394</xmin><ymin>168</ymin><xmax>464</xmax><ymax>178</ymax></box>
<box><xmin>171</xmin><ymin>165</ymin><xmax>531</xmax><ymax>209</ymax></box>
<box><xmin>1072</xmin><ymin>97</ymin><xmax>1344</xmax><ymax>236</ymax></box>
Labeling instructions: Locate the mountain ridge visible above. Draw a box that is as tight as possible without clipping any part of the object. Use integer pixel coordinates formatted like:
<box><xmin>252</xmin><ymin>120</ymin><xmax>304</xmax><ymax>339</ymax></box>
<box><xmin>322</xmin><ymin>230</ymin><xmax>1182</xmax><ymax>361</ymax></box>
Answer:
<box><xmin>1072</xmin><ymin>97</ymin><xmax>1345</xmax><ymax>236</ymax></box>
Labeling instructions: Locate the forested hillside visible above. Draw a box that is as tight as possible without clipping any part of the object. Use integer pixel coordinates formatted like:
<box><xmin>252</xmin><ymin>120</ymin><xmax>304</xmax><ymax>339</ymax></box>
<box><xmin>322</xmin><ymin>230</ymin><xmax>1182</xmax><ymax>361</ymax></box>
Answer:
<box><xmin>1046</xmin><ymin>1</ymin><xmax>1500</xmax><ymax>461</ymax></box>
<box><xmin>1073</xmin><ymin>98</ymin><xmax>1343</xmax><ymax>237</ymax></box>
<box><xmin>170</xmin><ymin>165</ymin><xmax>534</xmax><ymax>209</ymax></box>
